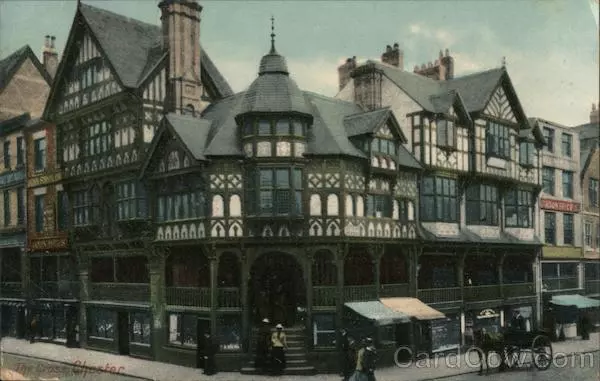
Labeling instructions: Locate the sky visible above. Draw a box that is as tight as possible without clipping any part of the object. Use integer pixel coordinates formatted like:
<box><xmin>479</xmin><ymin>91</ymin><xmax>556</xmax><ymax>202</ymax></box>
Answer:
<box><xmin>0</xmin><ymin>0</ymin><xmax>598</xmax><ymax>127</ymax></box>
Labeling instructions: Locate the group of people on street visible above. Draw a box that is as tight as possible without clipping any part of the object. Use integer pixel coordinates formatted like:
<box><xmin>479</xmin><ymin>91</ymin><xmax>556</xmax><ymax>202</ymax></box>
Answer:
<box><xmin>340</xmin><ymin>329</ymin><xmax>378</xmax><ymax>381</ymax></box>
<box><xmin>254</xmin><ymin>318</ymin><xmax>289</xmax><ymax>375</ymax></box>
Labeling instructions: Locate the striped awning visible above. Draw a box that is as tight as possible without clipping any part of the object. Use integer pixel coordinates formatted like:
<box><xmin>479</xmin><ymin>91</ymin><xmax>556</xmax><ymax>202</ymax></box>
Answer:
<box><xmin>380</xmin><ymin>297</ymin><xmax>446</xmax><ymax>321</ymax></box>
<box><xmin>345</xmin><ymin>301</ymin><xmax>410</xmax><ymax>326</ymax></box>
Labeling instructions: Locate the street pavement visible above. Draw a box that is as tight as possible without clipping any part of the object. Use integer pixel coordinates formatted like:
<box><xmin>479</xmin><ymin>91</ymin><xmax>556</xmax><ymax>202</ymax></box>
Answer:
<box><xmin>1</xmin><ymin>353</ymin><xmax>144</xmax><ymax>381</ymax></box>
<box><xmin>430</xmin><ymin>350</ymin><xmax>599</xmax><ymax>381</ymax></box>
<box><xmin>1</xmin><ymin>333</ymin><xmax>599</xmax><ymax>381</ymax></box>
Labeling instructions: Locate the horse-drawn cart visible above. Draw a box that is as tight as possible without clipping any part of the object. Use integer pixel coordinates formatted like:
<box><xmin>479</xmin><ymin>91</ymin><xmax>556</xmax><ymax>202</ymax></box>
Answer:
<box><xmin>473</xmin><ymin>328</ymin><xmax>553</xmax><ymax>374</ymax></box>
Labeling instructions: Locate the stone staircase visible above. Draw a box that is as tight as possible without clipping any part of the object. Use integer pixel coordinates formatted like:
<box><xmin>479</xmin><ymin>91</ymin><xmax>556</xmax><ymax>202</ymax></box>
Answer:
<box><xmin>240</xmin><ymin>325</ymin><xmax>316</xmax><ymax>376</ymax></box>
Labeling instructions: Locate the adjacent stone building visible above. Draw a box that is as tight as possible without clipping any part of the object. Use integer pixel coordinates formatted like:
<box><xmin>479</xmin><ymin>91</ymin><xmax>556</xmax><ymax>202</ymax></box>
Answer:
<box><xmin>0</xmin><ymin>43</ymin><xmax>53</xmax><ymax>338</ymax></box>
<box><xmin>575</xmin><ymin>103</ymin><xmax>600</xmax><ymax>299</ymax></box>
<box><xmin>531</xmin><ymin>118</ymin><xmax>583</xmax><ymax>299</ymax></box>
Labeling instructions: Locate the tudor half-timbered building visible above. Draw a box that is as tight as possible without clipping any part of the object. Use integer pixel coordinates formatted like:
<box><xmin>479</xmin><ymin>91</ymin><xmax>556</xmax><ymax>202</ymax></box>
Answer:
<box><xmin>337</xmin><ymin>48</ymin><xmax>545</xmax><ymax>352</ymax></box>
<box><xmin>140</xmin><ymin>29</ymin><xmax>422</xmax><ymax>371</ymax></box>
<box><xmin>43</xmin><ymin>1</ymin><xmax>232</xmax><ymax>358</ymax></box>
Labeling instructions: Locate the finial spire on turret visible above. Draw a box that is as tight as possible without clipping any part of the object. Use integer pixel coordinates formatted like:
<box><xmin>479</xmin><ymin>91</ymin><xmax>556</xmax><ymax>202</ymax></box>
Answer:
<box><xmin>270</xmin><ymin>15</ymin><xmax>276</xmax><ymax>54</ymax></box>
<box><xmin>502</xmin><ymin>56</ymin><xmax>506</xmax><ymax>68</ymax></box>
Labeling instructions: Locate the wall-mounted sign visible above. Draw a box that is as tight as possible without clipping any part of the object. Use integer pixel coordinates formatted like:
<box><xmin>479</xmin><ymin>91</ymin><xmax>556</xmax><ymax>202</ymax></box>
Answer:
<box><xmin>540</xmin><ymin>198</ymin><xmax>581</xmax><ymax>213</ymax></box>
<box><xmin>477</xmin><ymin>308</ymin><xmax>499</xmax><ymax>319</ymax></box>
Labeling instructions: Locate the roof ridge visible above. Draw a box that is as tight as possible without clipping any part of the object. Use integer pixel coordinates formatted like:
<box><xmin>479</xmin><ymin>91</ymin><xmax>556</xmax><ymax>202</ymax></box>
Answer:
<box><xmin>80</xmin><ymin>3</ymin><xmax>160</xmax><ymax>31</ymax></box>
<box><xmin>0</xmin><ymin>45</ymin><xmax>30</xmax><ymax>63</ymax></box>
<box><xmin>449</xmin><ymin>66</ymin><xmax>504</xmax><ymax>81</ymax></box>
<box><xmin>344</xmin><ymin>106</ymin><xmax>390</xmax><ymax>119</ymax></box>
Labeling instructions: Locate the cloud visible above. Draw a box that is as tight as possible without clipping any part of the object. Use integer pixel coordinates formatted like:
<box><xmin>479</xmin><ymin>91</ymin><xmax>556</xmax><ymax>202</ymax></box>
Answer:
<box><xmin>408</xmin><ymin>22</ymin><xmax>456</xmax><ymax>47</ymax></box>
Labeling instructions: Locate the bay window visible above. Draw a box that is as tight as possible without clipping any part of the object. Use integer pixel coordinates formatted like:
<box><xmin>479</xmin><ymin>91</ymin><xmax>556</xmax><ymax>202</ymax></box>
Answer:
<box><xmin>486</xmin><ymin>121</ymin><xmax>510</xmax><ymax>159</ymax></box>
<box><xmin>246</xmin><ymin>167</ymin><xmax>303</xmax><ymax>216</ymax></box>
<box><xmin>73</xmin><ymin>187</ymin><xmax>99</xmax><ymax>226</ymax></box>
<box><xmin>436</xmin><ymin>119</ymin><xmax>456</xmax><ymax>149</ymax></box>
<box><xmin>116</xmin><ymin>181</ymin><xmax>147</xmax><ymax>220</ymax></box>
<box><xmin>420</xmin><ymin>176</ymin><xmax>457</xmax><ymax>222</ymax></box>
<box><xmin>156</xmin><ymin>177</ymin><xmax>206</xmax><ymax>222</ymax></box>
<box><xmin>466</xmin><ymin>184</ymin><xmax>498</xmax><ymax>225</ymax></box>
<box><xmin>366</xmin><ymin>194</ymin><xmax>392</xmax><ymax>218</ymax></box>
<box><xmin>505</xmin><ymin>189</ymin><xmax>533</xmax><ymax>228</ymax></box>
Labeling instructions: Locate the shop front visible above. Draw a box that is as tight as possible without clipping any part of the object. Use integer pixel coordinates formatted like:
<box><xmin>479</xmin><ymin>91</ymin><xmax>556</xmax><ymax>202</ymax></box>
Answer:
<box><xmin>503</xmin><ymin>305</ymin><xmax>534</xmax><ymax>331</ymax></box>
<box><xmin>547</xmin><ymin>294</ymin><xmax>600</xmax><ymax>341</ymax></box>
<box><xmin>0</xmin><ymin>301</ymin><xmax>26</xmax><ymax>338</ymax></box>
<box><xmin>464</xmin><ymin>308</ymin><xmax>501</xmax><ymax>346</ymax></box>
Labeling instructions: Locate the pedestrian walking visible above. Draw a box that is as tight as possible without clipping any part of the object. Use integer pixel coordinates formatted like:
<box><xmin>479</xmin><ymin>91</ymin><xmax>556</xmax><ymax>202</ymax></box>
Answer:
<box><xmin>202</xmin><ymin>331</ymin><xmax>218</xmax><ymax>375</ymax></box>
<box><xmin>339</xmin><ymin>328</ymin><xmax>354</xmax><ymax>381</ymax></box>
<box><xmin>270</xmin><ymin>323</ymin><xmax>288</xmax><ymax>375</ymax></box>
<box><xmin>29</xmin><ymin>315</ymin><xmax>38</xmax><ymax>343</ymax></box>
<box><xmin>349</xmin><ymin>337</ymin><xmax>377</xmax><ymax>381</ymax></box>
<box><xmin>255</xmin><ymin>318</ymin><xmax>272</xmax><ymax>373</ymax></box>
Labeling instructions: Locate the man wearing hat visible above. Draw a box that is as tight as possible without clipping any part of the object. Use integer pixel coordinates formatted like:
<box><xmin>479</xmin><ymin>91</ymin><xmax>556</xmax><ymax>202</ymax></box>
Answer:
<box><xmin>339</xmin><ymin>328</ymin><xmax>355</xmax><ymax>381</ymax></box>
<box><xmin>255</xmin><ymin>318</ymin><xmax>272</xmax><ymax>373</ymax></box>
<box><xmin>349</xmin><ymin>337</ymin><xmax>376</xmax><ymax>381</ymax></box>
<box><xmin>270</xmin><ymin>324</ymin><xmax>288</xmax><ymax>375</ymax></box>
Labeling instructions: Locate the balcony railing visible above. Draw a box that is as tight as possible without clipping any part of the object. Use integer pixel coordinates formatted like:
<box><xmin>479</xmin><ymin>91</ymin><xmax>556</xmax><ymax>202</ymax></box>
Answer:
<box><xmin>166</xmin><ymin>286</ymin><xmax>211</xmax><ymax>307</ymax></box>
<box><xmin>32</xmin><ymin>281</ymin><xmax>79</xmax><ymax>299</ymax></box>
<box><xmin>343</xmin><ymin>285</ymin><xmax>378</xmax><ymax>302</ymax></box>
<box><xmin>542</xmin><ymin>277</ymin><xmax>579</xmax><ymax>292</ymax></box>
<box><xmin>503</xmin><ymin>282</ymin><xmax>535</xmax><ymax>298</ymax></box>
<box><xmin>380</xmin><ymin>283</ymin><xmax>409</xmax><ymax>298</ymax></box>
<box><xmin>464</xmin><ymin>284</ymin><xmax>502</xmax><ymax>301</ymax></box>
<box><xmin>0</xmin><ymin>282</ymin><xmax>22</xmax><ymax>298</ymax></box>
<box><xmin>313</xmin><ymin>286</ymin><xmax>338</xmax><ymax>306</ymax></box>
<box><xmin>585</xmin><ymin>279</ymin><xmax>600</xmax><ymax>295</ymax></box>
<box><xmin>218</xmin><ymin>287</ymin><xmax>240</xmax><ymax>309</ymax></box>
<box><xmin>89</xmin><ymin>282</ymin><xmax>150</xmax><ymax>303</ymax></box>
<box><xmin>417</xmin><ymin>287</ymin><xmax>461</xmax><ymax>304</ymax></box>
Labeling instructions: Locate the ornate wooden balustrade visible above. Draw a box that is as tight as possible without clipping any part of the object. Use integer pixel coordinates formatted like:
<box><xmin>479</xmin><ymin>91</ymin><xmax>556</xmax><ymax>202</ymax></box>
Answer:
<box><xmin>89</xmin><ymin>282</ymin><xmax>150</xmax><ymax>303</ymax></box>
<box><xmin>379</xmin><ymin>283</ymin><xmax>409</xmax><ymax>298</ymax></box>
<box><xmin>464</xmin><ymin>284</ymin><xmax>502</xmax><ymax>301</ymax></box>
<box><xmin>218</xmin><ymin>287</ymin><xmax>240</xmax><ymax>309</ymax></box>
<box><xmin>32</xmin><ymin>281</ymin><xmax>79</xmax><ymax>299</ymax></box>
<box><xmin>417</xmin><ymin>287</ymin><xmax>461</xmax><ymax>304</ymax></box>
<box><xmin>503</xmin><ymin>282</ymin><xmax>535</xmax><ymax>298</ymax></box>
<box><xmin>343</xmin><ymin>285</ymin><xmax>378</xmax><ymax>302</ymax></box>
<box><xmin>166</xmin><ymin>286</ymin><xmax>211</xmax><ymax>307</ymax></box>
<box><xmin>313</xmin><ymin>286</ymin><xmax>338</xmax><ymax>306</ymax></box>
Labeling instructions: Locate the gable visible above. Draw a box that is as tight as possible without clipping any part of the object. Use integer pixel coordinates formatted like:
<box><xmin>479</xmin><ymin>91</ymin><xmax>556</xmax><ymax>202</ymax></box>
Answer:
<box><xmin>0</xmin><ymin>57</ymin><xmax>50</xmax><ymax>119</ymax></box>
<box><xmin>483</xmin><ymin>85</ymin><xmax>516</xmax><ymax>123</ymax></box>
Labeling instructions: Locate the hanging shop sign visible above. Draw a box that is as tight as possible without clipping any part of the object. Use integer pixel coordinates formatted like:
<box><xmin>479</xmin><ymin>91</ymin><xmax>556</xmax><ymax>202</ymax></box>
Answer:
<box><xmin>477</xmin><ymin>308</ymin><xmax>500</xmax><ymax>319</ymax></box>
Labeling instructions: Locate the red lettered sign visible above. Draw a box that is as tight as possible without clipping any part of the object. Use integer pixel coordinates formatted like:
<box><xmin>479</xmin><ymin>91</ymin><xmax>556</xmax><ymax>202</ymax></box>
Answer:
<box><xmin>540</xmin><ymin>198</ymin><xmax>581</xmax><ymax>213</ymax></box>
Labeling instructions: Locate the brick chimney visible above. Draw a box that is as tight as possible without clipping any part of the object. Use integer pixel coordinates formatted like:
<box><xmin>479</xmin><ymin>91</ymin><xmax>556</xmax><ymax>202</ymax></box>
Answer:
<box><xmin>413</xmin><ymin>48</ymin><xmax>454</xmax><ymax>81</ymax></box>
<box><xmin>337</xmin><ymin>56</ymin><xmax>356</xmax><ymax>91</ymax></box>
<box><xmin>158</xmin><ymin>0</ymin><xmax>204</xmax><ymax>115</ymax></box>
<box><xmin>42</xmin><ymin>35</ymin><xmax>59</xmax><ymax>79</ymax></box>
<box><xmin>591</xmin><ymin>102</ymin><xmax>599</xmax><ymax>124</ymax></box>
<box><xmin>381</xmin><ymin>42</ymin><xmax>403</xmax><ymax>70</ymax></box>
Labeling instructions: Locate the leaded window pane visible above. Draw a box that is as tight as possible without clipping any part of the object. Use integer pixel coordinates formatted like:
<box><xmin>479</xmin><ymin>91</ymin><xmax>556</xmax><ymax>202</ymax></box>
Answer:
<box><xmin>258</xmin><ymin>120</ymin><xmax>271</xmax><ymax>135</ymax></box>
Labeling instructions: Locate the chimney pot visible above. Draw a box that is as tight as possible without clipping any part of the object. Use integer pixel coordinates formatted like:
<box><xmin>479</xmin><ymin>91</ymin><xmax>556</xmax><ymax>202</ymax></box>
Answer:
<box><xmin>386</xmin><ymin>45</ymin><xmax>392</xmax><ymax>52</ymax></box>
<box><xmin>393</xmin><ymin>42</ymin><xmax>399</xmax><ymax>50</ymax></box>
<box><xmin>592</xmin><ymin>103</ymin><xmax>597</xmax><ymax>112</ymax></box>
<box><xmin>44</xmin><ymin>35</ymin><xmax>50</xmax><ymax>48</ymax></box>
<box><xmin>50</xmin><ymin>36</ymin><xmax>56</xmax><ymax>49</ymax></box>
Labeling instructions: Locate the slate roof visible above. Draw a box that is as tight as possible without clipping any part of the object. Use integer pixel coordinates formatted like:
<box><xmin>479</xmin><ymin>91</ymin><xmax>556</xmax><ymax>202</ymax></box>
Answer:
<box><xmin>0</xmin><ymin>45</ymin><xmax>51</xmax><ymax>92</ymax></box>
<box><xmin>239</xmin><ymin>48</ymin><xmax>312</xmax><ymax>115</ymax></box>
<box><xmin>0</xmin><ymin>112</ymin><xmax>30</xmax><ymax>137</ymax></box>
<box><xmin>344</xmin><ymin>108</ymin><xmax>391</xmax><ymax>137</ymax></box>
<box><xmin>78</xmin><ymin>3</ymin><xmax>232</xmax><ymax>96</ymax></box>
<box><xmin>397</xmin><ymin>145</ymin><xmax>422</xmax><ymax>170</ymax></box>
<box><xmin>443</xmin><ymin>68</ymin><xmax>505</xmax><ymax>113</ymax></box>
<box><xmin>165</xmin><ymin>113</ymin><xmax>212</xmax><ymax>161</ymax></box>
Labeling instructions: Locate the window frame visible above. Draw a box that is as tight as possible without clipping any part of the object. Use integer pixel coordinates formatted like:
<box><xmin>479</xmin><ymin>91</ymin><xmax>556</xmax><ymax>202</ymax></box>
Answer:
<box><xmin>505</xmin><ymin>189</ymin><xmax>534</xmax><ymax>228</ymax></box>
<box><xmin>34</xmin><ymin>137</ymin><xmax>47</xmax><ymax>171</ymax></box>
<box><xmin>129</xmin><ymin>311</ymin><xmax>151</xmax><ymax>345</ymax></box>
<box><xmin>3</xmin><ymin>140</ymin><xmax>10</xmax><ymax>169</ymax></box>
<box><xmin>486</xmin><ymin>121</ymin><xmax>511</xmax><ymax>160</ymax></box>
<box><xmin>543</xmin><ymin>127</ymin><xmax>554</xmax><ymax>153</ymax></box>
<box><xmin>420</xmin><ymin>176</ymin><xmax>458</xmax><ymax>223</ymax></box>
<box><xmin>168</xmin><ymin>312</ymin><xmax>198</xmax><ymax>348</ymax></box>
<box><xmin>561</xmin><ymin>133</ymin><xmax>572</xmax><ymax>158</ymax></box>
<box><xmin>563</xmin><ymin>213</ymin><xmax>574</xmax><ymax>245</ymax></box>
<box><xmin>34</xmin><ymin>194</ymin><xmax>45</xmax><ymax>233</ymax></box>
<box><xmin>544</xmin><ymin>211</ymin><xmax>556</xmax><ymax>245</ymax></box>
<box><xmin>589</xmin><ymin>178</ymin><xmax>599</xmax><ymax>207</ymax></box>
<box><xmin>16</xmin><ymin>136</ymin><xmax>24</xmax><ymax>167</ymax></box>
<box><xmin>116</xmin><ymin>181</ymin><xmax>148</xmax><ymax>221</ymax></box>
<box><xmin>3</xmin><ymin>190</ymin><xmax>10</xmax><ymax>226</ymax></box>
<box><xmin>436</xmin><ymin>118</ymin><xmax>456</xmax><ymax>150</ymax></box>
<box><xmin>562</xmin><ymin>170</ymin><xmax>573</xmax><ymax>199</ymax></box>
<box><xmin>542</xmin><ymin>166</ymin><xmax>555</xmax><ymax>195</ymax></box>
<box><xmin>156</xmin><ymin>178</ymin><xmax>206</xmax><ymax>223</ymax></box>
<box><xmin>56</xmin><ymin>191</ymin><xmax>69</xmax><ymax>231</ymax></box>
<box><xmin>584</xmin><ymin>222</ymin><xmax>592</xmax><ymax>247</ymax></box>
<box><xmin>366</xmin><ymin>194</ymin><xmax>393</xmax><ymax>218</ymax></box>
<box><xmin>17</xmin><ymin>187</ymin><xmax>25</xmax><ymax>225</ymax></box>
<box><xmin>466</xmin><ymin>184</ymin><xmax>499</xmax><ymax>226</ymax></box>
<box><xmin>519</xmin><ymin>141</ymin><xmax>535</xmax><ymax>167</ymax></box>
<box><xmin>247</xmin><ymin>167</ymin><xmax>303</xmax><ymax>217</ymax></box>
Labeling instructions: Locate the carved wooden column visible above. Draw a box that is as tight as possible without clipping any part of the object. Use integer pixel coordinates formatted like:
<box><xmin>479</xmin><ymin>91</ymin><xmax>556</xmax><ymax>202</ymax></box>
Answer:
<box><xmin>20</xmin><ymin>247</ymin><xmax>29</xmax><ymax>301</ymax></box>
<box><xmin>335</xmin><ymin>243</ymin><xmax>347</xmax><ymax>351</ymax></box>
<box><xmin>370</xmin><ymin>244</ymin><xmax>384</xmax><ymax>298</ymax></box>
<box><xmin>498</xmin><ymin>253</ymin><xmax>506</xmax><ymax>299</ymax></box>
<box><xmin>409</xmin><ymin>245</ymin><xmax>420</xmax><ymax>298</ymax></box>
<box><xmin>240</xmin><ymin>249</ymin><xmax>250</xmax><ymax>352</ymax></box>
<box><xmin>209</xmin><ymin>249</ymin><xmax>219</xmax><ymax>337</ymax></box>
<box><xmin>77</xmin><ymin>250</ymin><xmax>89</xmax><ymax>348</ymax></box>
<box><xmin>149</xmin><ymin>246</ymin><xmax>166</xmax><ymax>360</ymax></box>
<box><xmin>304</xmin><ymin>248</ymin><xmax>314</xmax><ymax>349</ymax></box>
<box><xmin>457</xmin><ymin>251</ymin><xmax>466</xmax><ymax>300</ymax></box>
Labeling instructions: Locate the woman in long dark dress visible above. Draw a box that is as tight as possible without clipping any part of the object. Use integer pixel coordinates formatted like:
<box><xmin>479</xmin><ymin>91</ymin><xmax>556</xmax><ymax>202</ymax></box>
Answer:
<box><xmin>255</xmin><ymin>318</ymin><xmax>272</xmax><ymax>373</ymax></box>
<box><xmin>270</xmin><ymin>324</ymin><xmax>288</xmax><ymax>375</ymax></box>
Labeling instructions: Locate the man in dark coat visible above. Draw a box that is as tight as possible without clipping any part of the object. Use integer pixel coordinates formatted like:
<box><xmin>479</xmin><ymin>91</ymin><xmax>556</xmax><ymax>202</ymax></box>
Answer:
<box><xmin>339</xmin><ymin>328</ymin><xmax>354</xmax><ymax>381</ymax></box>
<box><xmin>202</xmin><ymin>331</ymin><xmax>218</xmax><ymax>375</ymax></box>
<box><xmin>255</xmin><ymin>318</ymin><xmax>271</xmax><ymax>373</ymax></box>
<box><xmin>362</xmin><ymin>338</ymin><xmax>378</xmax><ymax>381</ymax></box>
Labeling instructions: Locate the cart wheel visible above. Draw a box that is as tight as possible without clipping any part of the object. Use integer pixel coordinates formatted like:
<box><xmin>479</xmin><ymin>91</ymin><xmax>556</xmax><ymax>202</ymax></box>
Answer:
<box><xmin>532</xmin><ymin>335</ymin><xmax>552</xmax><ymax>370</ymax></box>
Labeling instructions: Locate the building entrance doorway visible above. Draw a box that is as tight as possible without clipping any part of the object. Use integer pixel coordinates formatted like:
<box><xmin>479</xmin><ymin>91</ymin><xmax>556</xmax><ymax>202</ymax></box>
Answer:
<box><xmin>249</xmin><ymin>253</ymin><xmax>305</xmax><ymax>327</ymax></box>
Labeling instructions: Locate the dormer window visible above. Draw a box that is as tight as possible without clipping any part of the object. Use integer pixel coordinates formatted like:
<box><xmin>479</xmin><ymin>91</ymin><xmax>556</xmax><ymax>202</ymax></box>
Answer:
<box><xmin>436</xmin><ymin>119</ymin><xmax>456</xmax><ymax>150</ymax></box>
<box><xmin>486</xmin><ymin>121</ymin><xmax>510</xmax><ymax>160</ymax></box>
<box><xmin>371</xmin><ymin>137</ymin><xmax>396</xmax><ymax>156</ymax></box>
<box><xmin>519</xmin><ymin>141</ymin><xmax>535</xmax><ymax>167</ymax></box>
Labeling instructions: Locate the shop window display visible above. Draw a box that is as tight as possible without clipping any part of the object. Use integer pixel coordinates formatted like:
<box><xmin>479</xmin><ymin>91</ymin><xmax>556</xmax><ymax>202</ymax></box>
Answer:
<box><xmin>130</xmin><ymin>312</ymin><xmax>151</xmax><ymax>345</ymax></box>
<box><xmin>168</xmin><ymin>313</ymin><xmax>197</xmax><ymax>347</ymax></box>
<box><xmin>217</xmin><ymin>315</ymin><xmax>241</xmax><ymax>351</ymax></box>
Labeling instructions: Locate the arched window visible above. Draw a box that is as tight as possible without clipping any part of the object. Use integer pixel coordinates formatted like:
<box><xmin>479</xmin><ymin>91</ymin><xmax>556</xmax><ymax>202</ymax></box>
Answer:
<box><xmin>356</xmin><ymin>196</ymin><xmax>364</xmax><ymax>217</ymax></box>
<box><xmin>212</xmin><ymin>195</ymin><xmax>224</xmax><ymax>217</ymax></box>
<box><xmin>229</xmin><ymin>194</ymin><xmax>242</xmax><ymax>217</ymax></box>
<box><xmin>327</xmin><ymin>194</ymin><xmax>339</xmax><ymax>216</ymax></box>
<box><xmin>345</xmin><ymin>195</ymin><xmax>354</xmax><ymax>217</ymax></box>
<box><xmin>310</xmin><ymin>194</ymin><xmax>321</xmax><ymax>216</ymax></box>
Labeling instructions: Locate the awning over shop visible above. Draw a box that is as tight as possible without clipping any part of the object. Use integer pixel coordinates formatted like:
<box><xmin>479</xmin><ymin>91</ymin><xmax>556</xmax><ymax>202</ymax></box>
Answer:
<box><xmin>344</xmin><ymin>301</ymin><xmax>410</xmax><ymax>326</ymax></box>
<box><xmin>380</xmin><ymin>297</ymin><xmax>446</xmax><ymax>321</ymax></box>
<box><xmin>551</xmin><ymin>294</ymin><xmax>600</xmax><ymax>309</ymax></box>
